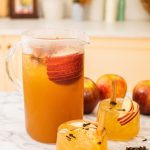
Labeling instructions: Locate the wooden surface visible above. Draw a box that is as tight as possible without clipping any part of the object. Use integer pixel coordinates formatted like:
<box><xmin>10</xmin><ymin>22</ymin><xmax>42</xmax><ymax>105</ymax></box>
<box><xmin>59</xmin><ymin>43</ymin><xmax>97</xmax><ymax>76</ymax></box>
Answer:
<box><xmin>0</xmin><ymin>36</ymin><xmax>150</xmax><ymax>91</ymax></box>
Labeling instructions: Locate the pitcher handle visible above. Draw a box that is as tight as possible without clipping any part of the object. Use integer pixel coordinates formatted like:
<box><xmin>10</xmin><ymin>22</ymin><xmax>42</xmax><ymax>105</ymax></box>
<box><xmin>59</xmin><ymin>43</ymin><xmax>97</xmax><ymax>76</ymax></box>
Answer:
<box><xmin>5</xmin><ymin>42</ymin><xmax>22</xmax><ymax>91</ymax></box>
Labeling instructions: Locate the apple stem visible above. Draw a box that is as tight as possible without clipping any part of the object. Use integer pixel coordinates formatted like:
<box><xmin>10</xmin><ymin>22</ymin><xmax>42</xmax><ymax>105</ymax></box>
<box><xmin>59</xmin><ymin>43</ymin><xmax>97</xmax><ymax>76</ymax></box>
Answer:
<box><xmin>110</xmin><ymin>80</ymin><xmax>117</xmax><ymax>105</ymax></box>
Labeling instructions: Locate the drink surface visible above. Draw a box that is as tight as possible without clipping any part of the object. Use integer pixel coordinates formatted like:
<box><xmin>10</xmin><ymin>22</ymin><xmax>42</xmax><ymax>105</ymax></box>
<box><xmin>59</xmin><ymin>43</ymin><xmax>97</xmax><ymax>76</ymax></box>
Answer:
<box><xmin>56</xmin><ymin>120</ymin><xmax>107</xmax><ymax>150</ymax></box>
<box><xmin>98</xmin><ymin>98</ymin><xmax>140</xmax><ymax>141</ymax></box>
<box><xmin>22</xmin><ymin>49</ymin><xmax>84</xmax><ymax>143</ymax></box>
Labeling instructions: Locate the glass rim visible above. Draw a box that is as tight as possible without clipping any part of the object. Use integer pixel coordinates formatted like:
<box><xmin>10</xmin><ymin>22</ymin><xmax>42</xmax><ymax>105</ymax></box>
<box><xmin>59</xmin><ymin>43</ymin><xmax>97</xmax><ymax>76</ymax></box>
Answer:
<box><xmin>99</xmin><ymin>97</ymin><xmax>139</xmax><ymax>114</ymax></box>
<box><xmin>21</xmin><ymin>28</ymin><xmax>90</xmax><ymax>44</ymax></box>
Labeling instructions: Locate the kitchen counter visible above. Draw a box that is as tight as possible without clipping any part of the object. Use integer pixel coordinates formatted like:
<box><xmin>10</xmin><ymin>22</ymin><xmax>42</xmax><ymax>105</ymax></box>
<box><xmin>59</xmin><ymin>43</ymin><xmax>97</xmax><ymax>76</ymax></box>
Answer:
<box><xmin>0</xmin><ymin>18</ymin><xmax>150</xmax><ymax>38</ymax></box>
<box><xmin>0</xmin><ymin>92</ymin><xmax>150</xmax><ymax>150</ymax></box>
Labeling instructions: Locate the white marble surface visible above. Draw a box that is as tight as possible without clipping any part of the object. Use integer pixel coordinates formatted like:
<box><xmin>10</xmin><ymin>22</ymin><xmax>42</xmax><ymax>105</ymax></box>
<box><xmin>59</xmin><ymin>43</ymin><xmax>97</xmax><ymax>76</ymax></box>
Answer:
<box><xmin>0</xmin><ymin>92</ymin><xmax>150</xmax><ymax>150</ymax></box>
<box><xmin>0</xmin><ymin>18</ymin><xmax>150</xmax><ymax>38</ymax></box>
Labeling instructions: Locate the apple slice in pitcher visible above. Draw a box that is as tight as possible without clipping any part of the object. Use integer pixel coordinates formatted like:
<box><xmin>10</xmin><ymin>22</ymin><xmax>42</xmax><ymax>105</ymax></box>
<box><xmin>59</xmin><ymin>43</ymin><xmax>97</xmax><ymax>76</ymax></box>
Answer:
<box><xmin>45</xmin><ymin>52</ymin><xmax>83</xmax><ymax>84</ymax></box>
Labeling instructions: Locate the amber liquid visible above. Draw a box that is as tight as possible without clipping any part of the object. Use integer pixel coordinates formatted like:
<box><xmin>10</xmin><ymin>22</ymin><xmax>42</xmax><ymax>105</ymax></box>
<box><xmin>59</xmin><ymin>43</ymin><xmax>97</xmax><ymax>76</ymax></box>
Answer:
<box><xmin>98</xmin><ymin>99</ymin><xmax>140</xmax><ymax>141</ymax></box>
<box><xmin>22</xmin><ymin>52</ymin><xmax>84</xmax><ymax>143</ymax></box>
<box><xmin>56</xmin><ymin>120</ymin><xmax>107</xmax><ymax>150</ymax></box>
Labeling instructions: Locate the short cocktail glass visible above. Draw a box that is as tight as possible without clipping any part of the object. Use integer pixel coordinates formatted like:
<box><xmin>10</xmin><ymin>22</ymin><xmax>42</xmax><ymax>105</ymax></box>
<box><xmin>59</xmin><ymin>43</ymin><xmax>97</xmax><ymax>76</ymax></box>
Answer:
<box><xmin>97</xmin><ymin>97</ymin><xmax>140</xmax><ymax>141</ymax></box>
<box><xmin>56</xmin><ymin>120</ymin><xmax>107</xmax><ymax>150</ymax></box>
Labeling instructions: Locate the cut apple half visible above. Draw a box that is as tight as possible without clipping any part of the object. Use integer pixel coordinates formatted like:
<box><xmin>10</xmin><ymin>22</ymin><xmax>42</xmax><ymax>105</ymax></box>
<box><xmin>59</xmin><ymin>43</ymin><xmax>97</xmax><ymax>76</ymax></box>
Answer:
<box><xmin>119</xmin><ymin>101</ymin><xmax>139</xmax><ymax>126</ymax></box>
<box><xmin>117</xmin><ymin>97</ymin><xmax>133</xmax><ymax>121</ymax></box>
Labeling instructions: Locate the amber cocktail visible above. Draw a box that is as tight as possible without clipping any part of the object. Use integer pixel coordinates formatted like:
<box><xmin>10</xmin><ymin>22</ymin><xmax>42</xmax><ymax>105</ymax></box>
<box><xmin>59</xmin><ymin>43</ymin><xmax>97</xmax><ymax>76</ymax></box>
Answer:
<box><xmin>56</xmin><ymin>120</ymin><xmax>107</xmax><ymax>150</ymax></box>
<box><xmin>97</xmin><ymin>97</ymin><xmax>140</xmax><ymax>141</ymax></box>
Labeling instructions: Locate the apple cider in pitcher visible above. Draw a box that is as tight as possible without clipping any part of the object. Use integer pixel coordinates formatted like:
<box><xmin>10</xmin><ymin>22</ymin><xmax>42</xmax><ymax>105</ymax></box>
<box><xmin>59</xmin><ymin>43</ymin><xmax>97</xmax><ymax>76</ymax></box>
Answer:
<box><xmin>22</xmin><ymin>33</ymin><xmax>86</xmax><ymax>143</ymax></box>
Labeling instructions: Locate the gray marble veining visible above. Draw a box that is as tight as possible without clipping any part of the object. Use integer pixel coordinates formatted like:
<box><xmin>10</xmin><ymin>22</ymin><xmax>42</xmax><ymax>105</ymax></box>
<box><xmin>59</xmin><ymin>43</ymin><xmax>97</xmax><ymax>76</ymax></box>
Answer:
<box><xmin>0</xmin><ymin>93</ymin><xmax>150</xmax><ymax>150</ymax></box>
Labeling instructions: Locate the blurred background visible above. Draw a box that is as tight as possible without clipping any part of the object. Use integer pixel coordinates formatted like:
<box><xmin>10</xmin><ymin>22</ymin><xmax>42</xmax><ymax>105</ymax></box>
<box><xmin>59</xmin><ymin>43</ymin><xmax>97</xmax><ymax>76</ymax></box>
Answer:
<box><xmin>0</xmin><ymin>0</ymin><xmax>150</xmax><ymax>91</ymax></box>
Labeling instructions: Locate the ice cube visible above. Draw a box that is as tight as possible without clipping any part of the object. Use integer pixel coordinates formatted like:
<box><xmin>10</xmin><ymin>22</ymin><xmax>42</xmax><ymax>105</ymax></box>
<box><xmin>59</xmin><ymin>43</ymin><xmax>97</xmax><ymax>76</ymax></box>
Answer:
<box><xmin>69</xmin><ymin>121</ymin><xmax>85</xmax><ymax>128</ymax></box>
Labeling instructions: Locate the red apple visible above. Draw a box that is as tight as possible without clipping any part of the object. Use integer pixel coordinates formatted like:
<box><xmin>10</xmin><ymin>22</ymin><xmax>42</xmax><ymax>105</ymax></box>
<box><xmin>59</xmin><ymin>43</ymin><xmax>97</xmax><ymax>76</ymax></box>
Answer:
<box><xmin>96</xmin><ymin>74</ymin><xmax>127</xmax><ymax>100</ymax></box>
<box><xmin>133</xmin><ymin>80</ymin><xmax>150</xmax><ymax>115</ymax></box>
<box><xmin>84</xmin><ymin>77</ymin><xmax>100</xmax><ymax>114</ymax></box>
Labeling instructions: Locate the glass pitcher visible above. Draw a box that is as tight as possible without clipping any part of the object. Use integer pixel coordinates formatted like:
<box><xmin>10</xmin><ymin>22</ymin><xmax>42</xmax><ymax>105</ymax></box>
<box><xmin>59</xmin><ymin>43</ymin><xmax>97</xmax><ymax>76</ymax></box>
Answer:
<box><xmin>6</xmin><ymin>29</ymin><xmax>89</xmax><ymax>143</ymax></box>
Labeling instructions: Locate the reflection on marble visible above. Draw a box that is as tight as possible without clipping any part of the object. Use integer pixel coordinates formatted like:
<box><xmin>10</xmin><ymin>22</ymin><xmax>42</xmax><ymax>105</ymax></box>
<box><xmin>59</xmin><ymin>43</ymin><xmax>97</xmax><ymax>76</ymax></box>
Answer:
<box><xmin>0</xmin><ymin>92</ymin><xmax>150</xmax><ymax>150</ymax></box>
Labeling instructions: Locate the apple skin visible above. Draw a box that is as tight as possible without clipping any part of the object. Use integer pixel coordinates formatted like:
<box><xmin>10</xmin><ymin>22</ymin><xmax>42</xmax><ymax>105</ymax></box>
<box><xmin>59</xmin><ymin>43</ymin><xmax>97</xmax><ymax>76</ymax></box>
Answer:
<box><xmin>84</xmin><ymin>77</ymin><xmax>100</xmax><ymax>114</ymax></box>
<box><xmin>96</xmin><ymin>74</ymin><xmax>127</xmax><ymax>100</ymax></box>
<box><xmin>133</xmin><ymin>80</ymin><xmax>150</xmax><ymax>115</ymax></box>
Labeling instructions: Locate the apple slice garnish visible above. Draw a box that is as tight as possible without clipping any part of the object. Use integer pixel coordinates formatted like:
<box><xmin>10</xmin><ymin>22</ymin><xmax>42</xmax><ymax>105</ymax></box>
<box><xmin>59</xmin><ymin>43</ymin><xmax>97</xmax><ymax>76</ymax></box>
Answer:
<box><xmin>45</xmin><ymin>53</ymin><xmax>83</xmax><ymax>84</ymax></box>
<box><xmin>117</xmin><ymin>97</ymin><xmax>133</xmax><ymax>121</ymax></box>
<box><xmin>119</xmin><ymin>101</ymin><xmax>139</xmax><ymax>126</ymax></box>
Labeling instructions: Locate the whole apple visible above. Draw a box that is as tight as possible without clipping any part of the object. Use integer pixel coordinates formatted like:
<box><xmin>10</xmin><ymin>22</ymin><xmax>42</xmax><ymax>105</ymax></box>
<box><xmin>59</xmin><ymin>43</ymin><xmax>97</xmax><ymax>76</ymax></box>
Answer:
<box><xmin>133</xmin><ymin>80</ymin><xmax>150</xmax><ymax>115</ymax></box>
<box><xmin>84</xmin><ymin>77</ymin><xmax>100</xmax><ymax>114</ymax></box>
<box><xmin>96</xmin><ymin>74</ymin><xmax>127</xmax><ymax>100</ymax></box>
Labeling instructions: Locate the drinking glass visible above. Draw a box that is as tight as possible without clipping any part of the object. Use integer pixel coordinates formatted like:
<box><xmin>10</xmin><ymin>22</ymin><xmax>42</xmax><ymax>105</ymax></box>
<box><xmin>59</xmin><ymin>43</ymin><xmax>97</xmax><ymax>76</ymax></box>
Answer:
<box><xmin>56</xmin><ymin>120</ymin><xmax>107</xmax><ymax>150</ymax></box>
<box><xmin>97</xmin><ymin>97</ymin><xmax>140</xmax><ymax>141</ymax></box>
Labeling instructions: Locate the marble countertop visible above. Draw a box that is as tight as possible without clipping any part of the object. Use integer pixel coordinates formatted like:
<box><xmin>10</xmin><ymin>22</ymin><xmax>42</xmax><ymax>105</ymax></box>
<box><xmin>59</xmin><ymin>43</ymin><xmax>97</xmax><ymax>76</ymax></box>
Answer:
<box><xmin>0</xmin><ymin>18</ymin><xmax>150</xmax><ymax>38</ymax></box>
<box><xmin>0</xmin><ymin>92</ymin><xmax>150</xmax><ymax>150</ymax></box>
